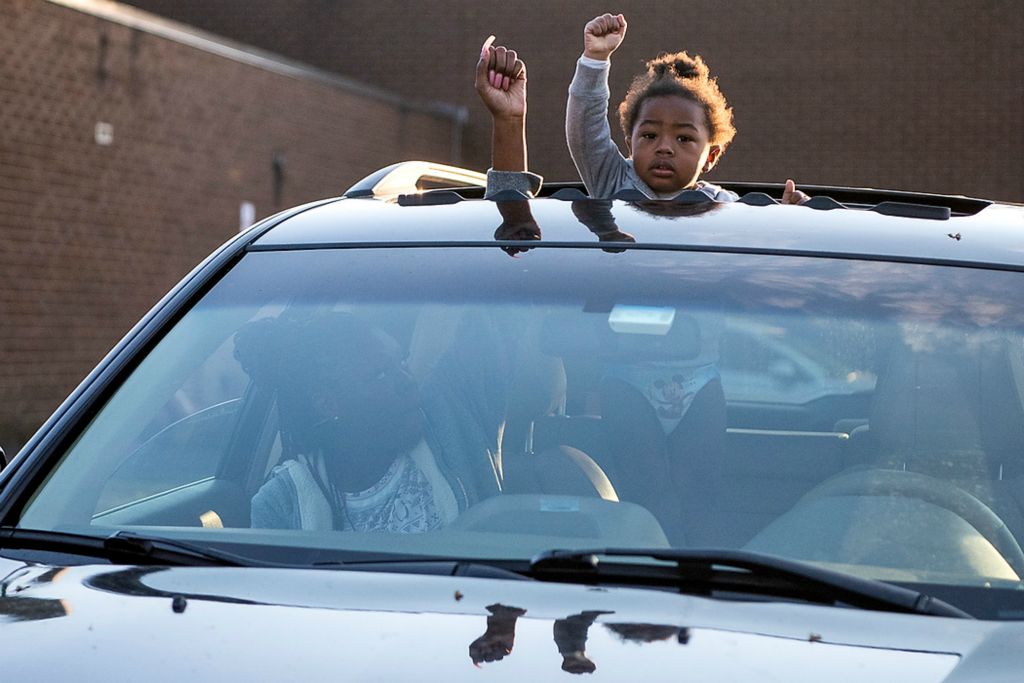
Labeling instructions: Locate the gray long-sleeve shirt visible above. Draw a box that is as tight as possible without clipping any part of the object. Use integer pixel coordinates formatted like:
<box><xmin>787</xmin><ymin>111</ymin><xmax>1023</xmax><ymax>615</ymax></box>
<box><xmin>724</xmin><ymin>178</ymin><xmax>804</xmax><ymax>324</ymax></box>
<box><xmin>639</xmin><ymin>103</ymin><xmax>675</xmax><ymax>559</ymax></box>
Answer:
<box><xmin>566</xmin><ymin>57</ymin><xmax>737</xmax><ymax>202</ymax></box>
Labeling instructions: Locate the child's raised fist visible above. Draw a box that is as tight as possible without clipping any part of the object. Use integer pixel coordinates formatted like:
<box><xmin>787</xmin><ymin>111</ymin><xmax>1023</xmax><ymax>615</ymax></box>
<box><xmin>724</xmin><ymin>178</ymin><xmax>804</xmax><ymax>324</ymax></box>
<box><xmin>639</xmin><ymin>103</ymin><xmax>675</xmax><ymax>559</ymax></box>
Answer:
<box><xmin>475</xmin><ymin>35</ymin><xmax>527</xmax><ymax>120</ymax></box>
<box><xmin>583</xmin><ymin>13</ymin><xmax>627</xmax><ymax>61</ymax></box>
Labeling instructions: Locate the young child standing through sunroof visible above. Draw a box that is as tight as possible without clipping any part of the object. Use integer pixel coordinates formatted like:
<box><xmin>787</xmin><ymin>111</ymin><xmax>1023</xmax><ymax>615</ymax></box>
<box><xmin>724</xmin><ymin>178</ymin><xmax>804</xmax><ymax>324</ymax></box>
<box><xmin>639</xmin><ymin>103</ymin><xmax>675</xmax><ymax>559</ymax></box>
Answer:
<box><xmin>568</xmin><ymin>13</ymin><xmax>807</xmax><ymax>203</ymax></box>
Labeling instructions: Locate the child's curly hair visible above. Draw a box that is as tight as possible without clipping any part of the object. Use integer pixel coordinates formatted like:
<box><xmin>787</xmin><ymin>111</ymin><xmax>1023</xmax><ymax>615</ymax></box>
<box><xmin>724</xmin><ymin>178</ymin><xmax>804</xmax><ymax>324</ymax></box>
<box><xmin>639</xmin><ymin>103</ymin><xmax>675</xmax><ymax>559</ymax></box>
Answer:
<box><xmin>618</xmin><ymin>52</ymin><xmax>736</xmax><ymax>150</ymax></box>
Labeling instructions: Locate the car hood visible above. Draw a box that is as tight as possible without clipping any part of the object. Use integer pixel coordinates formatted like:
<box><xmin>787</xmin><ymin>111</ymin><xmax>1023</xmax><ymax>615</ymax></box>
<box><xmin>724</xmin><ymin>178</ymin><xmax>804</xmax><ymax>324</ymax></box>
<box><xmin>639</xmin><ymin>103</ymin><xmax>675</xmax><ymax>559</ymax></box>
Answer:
<box><xmin>0</xmin><ymin>555</ymin><xmax>1018</xmax><ymax>681</ymax></box>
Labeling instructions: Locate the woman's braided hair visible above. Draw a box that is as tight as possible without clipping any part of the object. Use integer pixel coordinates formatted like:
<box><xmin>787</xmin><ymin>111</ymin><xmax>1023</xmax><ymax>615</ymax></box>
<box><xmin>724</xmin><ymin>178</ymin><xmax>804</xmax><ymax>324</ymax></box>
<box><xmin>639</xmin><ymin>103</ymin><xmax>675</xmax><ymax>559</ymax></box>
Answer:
<box><xmin>618</xmin><ymin>51</ymin><xmax>736</xmax><ymax>150</ymax></box>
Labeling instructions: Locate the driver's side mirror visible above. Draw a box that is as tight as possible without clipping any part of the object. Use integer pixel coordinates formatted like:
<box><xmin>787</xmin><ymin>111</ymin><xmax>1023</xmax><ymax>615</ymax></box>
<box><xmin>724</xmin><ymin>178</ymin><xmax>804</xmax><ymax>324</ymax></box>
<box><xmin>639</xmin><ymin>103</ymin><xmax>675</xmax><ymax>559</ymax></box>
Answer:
<box><xmin>0</xmin><ymin>446</ymin><xmax>7</xmax><ymax>470</ymax></box>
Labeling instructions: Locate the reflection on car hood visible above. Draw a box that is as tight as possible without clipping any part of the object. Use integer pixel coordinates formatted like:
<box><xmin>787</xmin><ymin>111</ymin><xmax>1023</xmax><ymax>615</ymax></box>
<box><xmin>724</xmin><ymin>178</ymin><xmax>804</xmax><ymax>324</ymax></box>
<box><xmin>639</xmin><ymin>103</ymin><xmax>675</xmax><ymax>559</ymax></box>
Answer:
<box><xmin>0</xmin><ymin>555</ymin><xmax>1018</xmax><ymax>680</ymax></box>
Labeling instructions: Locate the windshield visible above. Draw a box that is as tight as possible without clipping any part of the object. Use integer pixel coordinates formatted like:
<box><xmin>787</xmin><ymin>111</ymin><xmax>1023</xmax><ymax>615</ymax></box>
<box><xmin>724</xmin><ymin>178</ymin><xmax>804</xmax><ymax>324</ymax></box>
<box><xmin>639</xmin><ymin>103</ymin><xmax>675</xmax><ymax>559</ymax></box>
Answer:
<box><xmin>16</xmin><ymin>245</ymin><xmax>1024</xmax><ymax>617</ymax></box>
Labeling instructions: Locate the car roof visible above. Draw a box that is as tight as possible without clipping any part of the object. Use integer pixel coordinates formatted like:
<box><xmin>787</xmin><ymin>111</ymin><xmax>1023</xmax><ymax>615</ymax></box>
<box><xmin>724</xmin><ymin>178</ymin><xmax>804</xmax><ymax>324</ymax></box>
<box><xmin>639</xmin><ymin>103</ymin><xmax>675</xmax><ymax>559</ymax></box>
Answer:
<box><xmin>252</xmin><ymin>162</ymin><xmax>1024</xmax><ymax>271</ymax></box>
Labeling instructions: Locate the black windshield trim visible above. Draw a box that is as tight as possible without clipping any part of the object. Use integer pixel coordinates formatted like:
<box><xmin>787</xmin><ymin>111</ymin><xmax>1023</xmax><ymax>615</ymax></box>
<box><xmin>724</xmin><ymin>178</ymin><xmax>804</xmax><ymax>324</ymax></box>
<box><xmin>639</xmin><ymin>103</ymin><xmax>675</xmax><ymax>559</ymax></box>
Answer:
<box><xmin>245</xmin><ymin>241</ymin><xmax>1024</xmax><ymax>274</ymax></box>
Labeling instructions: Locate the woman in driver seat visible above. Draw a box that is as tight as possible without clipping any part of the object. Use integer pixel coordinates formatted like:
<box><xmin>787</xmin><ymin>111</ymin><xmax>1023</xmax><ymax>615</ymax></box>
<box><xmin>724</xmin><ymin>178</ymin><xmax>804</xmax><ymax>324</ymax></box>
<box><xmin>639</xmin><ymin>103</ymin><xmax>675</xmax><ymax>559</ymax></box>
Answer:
<box><xmin>239</xmin><ymin>311</ymin><xmax>497</xmax><ymax>533</ymax></box>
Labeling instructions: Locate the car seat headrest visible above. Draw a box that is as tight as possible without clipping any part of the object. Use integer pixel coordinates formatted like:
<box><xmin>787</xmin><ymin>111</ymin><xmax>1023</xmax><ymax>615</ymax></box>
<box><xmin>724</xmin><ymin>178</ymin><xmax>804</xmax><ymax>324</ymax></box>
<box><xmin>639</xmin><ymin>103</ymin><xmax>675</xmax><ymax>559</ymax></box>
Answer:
<box><xmin>975</xmin><ymin>337</ymin><xmax>1024</xmax><ymax>460</ymax></box>
<box><xmin>506</xmin><ymin>354</ymin><xmax>567</xmax><ymax>423</ymax></box>
<box><xmin>870</xmin><ymin>338</ymin><xmax>982</xmax><ymax>456</ymax></box>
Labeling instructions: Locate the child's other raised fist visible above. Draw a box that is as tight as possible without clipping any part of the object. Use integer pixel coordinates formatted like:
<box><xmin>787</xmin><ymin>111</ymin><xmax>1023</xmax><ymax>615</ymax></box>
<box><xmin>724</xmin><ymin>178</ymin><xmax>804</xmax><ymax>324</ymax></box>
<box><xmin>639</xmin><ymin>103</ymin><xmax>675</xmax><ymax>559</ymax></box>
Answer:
<box><xmin>475</xmin><ymin>35</ymin><xmax>527</xmax><ymax>120</ymax></box>
<box><xmin>583</xmin><ymin>13</ymin><xmax>627</xmax><ymax>61</ymax></box>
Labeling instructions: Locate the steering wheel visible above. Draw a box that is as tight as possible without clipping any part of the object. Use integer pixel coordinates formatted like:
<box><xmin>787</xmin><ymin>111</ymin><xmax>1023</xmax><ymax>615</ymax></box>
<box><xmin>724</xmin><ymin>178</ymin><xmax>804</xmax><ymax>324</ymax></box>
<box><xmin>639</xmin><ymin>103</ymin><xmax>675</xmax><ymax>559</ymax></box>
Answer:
<box><xmin>803</xmin><ymin>468</ymin><xmax>1024</xmax><ymax>578</ymax></box>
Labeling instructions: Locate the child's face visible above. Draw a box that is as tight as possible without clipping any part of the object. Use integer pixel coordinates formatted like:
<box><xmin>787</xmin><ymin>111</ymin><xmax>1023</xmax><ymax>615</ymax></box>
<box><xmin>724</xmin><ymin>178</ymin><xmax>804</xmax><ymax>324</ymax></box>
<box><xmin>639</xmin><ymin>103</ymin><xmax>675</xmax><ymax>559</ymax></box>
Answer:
<box><xmin>628</xmin><ymin>95</ymin><xmax>721</xmax><ymax>195</ymax></box>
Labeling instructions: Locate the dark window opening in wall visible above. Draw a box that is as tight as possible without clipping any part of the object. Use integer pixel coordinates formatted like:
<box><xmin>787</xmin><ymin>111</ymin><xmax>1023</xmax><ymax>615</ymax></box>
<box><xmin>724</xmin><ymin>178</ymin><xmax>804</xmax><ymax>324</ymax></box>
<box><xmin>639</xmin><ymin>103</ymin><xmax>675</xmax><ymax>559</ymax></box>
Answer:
<box><xmin>129</xmin><ymin>29</ymin><xmax>142</xmax><ymax>95</ymax></box>
<box><xmin>96</xmin><ymin>31</ymin><xmax>109</xmax><ymax>85</ymax></box>
<box><xmin>272</xmin><ymin>151</ymin><xmax>286</xmax><ymax>207</ymax></box>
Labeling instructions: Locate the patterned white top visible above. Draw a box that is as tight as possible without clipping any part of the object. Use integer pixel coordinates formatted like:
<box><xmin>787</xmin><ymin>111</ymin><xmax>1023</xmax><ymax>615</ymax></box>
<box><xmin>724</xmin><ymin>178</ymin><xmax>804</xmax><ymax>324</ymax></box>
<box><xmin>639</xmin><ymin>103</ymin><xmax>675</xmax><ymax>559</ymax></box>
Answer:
<box><xmin>254</xmin><ymin>439</ymin><xmax>459</xmax><ymax>532</ymax></box>
<box><xmin>340</xmin><ymin>440</ymin><xmax>459</xmax><ymax>532</ymax></box>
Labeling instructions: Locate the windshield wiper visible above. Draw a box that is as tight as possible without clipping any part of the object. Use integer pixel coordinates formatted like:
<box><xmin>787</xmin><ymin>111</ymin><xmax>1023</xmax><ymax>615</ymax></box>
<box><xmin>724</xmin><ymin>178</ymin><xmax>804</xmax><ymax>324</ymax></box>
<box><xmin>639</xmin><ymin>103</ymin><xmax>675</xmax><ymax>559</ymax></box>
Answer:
<box><xmin>314</xmin><ymin>556</ymin><xmax>530</xmax><ymax>580</ymax></box>
<box><xmin>528</xmin><ymin>547</ymin><xmax>970</xmax><ymax>618</ymax></box>
<box><xmin>0</xmin><ymin>531</ymin><xmax>523</xmax><ymax>575</ymax></box>
<box><xmin>0</xmin><ymin>528</ymin><xmax>261</xmax><ymax>568</ymax></box>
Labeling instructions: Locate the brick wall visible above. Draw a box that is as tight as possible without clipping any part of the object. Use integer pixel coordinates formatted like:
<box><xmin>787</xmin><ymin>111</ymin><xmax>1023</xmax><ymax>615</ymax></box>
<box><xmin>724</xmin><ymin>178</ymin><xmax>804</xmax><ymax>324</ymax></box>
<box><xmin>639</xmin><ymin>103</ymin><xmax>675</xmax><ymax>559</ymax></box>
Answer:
<box><xmin>2</xmin><ymin>0</ymin><xmax>1022</xmax><ymax>453</ymax></box>
<box><xmin>0</xmin><ymin>0</ymin><xmax>461</xmax><ymax>451</ymax></box>
<box><xmin>126</xmin><ymin>0</ymin><xmax>1024</xmax><ymax>202</ymax></box>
